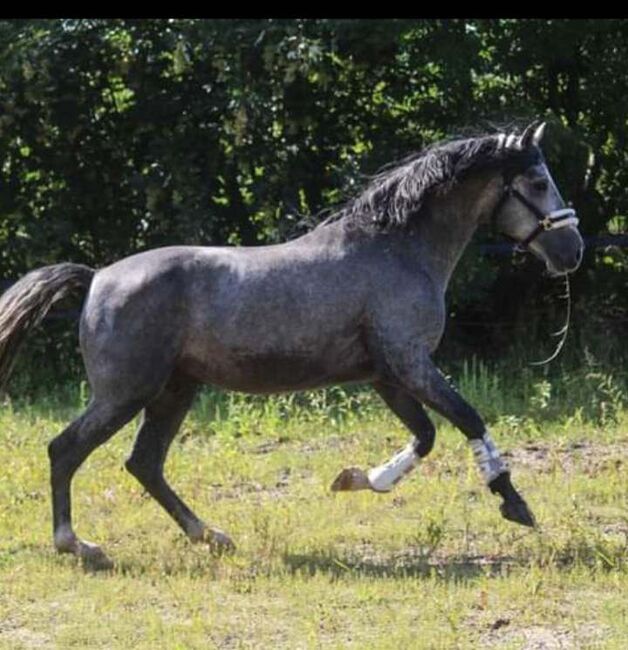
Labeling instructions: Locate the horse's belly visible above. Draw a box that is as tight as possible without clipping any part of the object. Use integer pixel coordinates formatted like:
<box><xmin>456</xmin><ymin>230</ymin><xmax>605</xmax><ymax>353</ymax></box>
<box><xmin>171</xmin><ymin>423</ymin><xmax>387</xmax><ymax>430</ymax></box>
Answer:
<box><xmin>177</xmin><ymin>339</ymin><xmax>375</xmax><ymax>394</ymax></box>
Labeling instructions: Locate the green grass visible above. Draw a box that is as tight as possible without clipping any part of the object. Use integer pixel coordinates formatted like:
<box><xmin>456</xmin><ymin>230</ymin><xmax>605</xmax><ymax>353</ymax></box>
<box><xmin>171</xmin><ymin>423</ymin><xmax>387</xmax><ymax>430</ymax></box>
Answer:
<box><xmin>0</xmin><ymin>375</ymin><xmax>626</xmax><ymax>648</ymax></box>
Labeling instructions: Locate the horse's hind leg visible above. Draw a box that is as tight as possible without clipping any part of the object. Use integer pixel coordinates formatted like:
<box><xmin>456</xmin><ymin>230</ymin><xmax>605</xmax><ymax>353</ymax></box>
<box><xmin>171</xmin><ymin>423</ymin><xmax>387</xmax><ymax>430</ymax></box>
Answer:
<box><xmin>124</xmin><ymin>377</ymin><xmax>235</xmax><ymax>553</ymax></box>
<box><xmin>48</xmin><ymin>398</ymin><xmax>140</xmax><ymax>569</ymax></box>
<box><xmin>331</xmin><ymin>382</ymin><xmax>435</xmax><ymax>493</ymax></box>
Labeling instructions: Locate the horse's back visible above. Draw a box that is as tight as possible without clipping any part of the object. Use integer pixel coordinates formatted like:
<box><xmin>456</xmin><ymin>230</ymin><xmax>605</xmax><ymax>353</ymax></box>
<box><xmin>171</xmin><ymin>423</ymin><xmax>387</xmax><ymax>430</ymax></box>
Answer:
<box><xmin>185</xmin><ymin>243</ymin><xmax>374</xmax><ymax>391</ymax></box>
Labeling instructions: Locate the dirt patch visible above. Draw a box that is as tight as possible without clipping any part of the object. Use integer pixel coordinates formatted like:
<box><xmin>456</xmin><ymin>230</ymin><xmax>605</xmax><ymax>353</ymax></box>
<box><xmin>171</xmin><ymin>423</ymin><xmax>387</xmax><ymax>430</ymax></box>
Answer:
<box><xmin>480</xmin><ymin>622</ymin><xmax>608</xmax><ymax>649</ymax></box>
<box><xmin>599</xmin><ymin>520</ymin><xmax>628</xmax><ymax>537</ymax></box>
<box><xmin>210</xmin><ymin>480</ymin><xmax>289</xmax><ymax>502</ymax></box>
<box><xmin>0</xmin><ymin>623</ymin><xmax>52</xmax><ymax>649</ymax></box>
<box><xmin>250</xmin><ymin>437</ymin><xmax>291</xmax><ymax>454</ymax></box>
<box><xmin>209</xmin><ymin>467</ymin><xmax>315</xmax><ymax>502</ymax></box>
<box><xmin>504</xmin><ymin>440</ymin><xmax>627</xmax><ymax>477</ymax></box>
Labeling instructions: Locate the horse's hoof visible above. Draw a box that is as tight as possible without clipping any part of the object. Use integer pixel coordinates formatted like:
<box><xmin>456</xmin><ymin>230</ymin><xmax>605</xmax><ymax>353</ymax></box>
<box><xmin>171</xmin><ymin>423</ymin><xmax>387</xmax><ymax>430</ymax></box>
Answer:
<box><xmin>500</xmin><ymin>498</ymin><xmax>537</xmax><ymax>528</ymax></box>
<box><xmin>330</xmin><ymin>467</ymin><xmax>372</xmax><ymax>492</ymax></box>
<box><xmin>77</xmin><ymin>541</ymin><xmax>114</xmax><ymax>571</ymax></box>
<box><xmin>205</xmin><ymin>527</ymin><xmax>236</xmax><ymax>555</ymax></box>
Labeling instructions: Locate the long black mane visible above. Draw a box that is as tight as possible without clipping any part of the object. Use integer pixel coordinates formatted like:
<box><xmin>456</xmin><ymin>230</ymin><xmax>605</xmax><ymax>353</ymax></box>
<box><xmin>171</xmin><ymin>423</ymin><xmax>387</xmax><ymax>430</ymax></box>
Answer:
<box><xmin>330</xmin><ymin>133</ymin><xmax>543</xmax><ymax>231</ymax></box>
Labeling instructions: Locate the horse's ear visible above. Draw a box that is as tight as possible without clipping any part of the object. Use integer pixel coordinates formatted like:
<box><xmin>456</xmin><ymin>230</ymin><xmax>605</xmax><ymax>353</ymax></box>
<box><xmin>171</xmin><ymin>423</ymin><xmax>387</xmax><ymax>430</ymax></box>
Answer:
<box><xmin>504</xmin><ymin>133</ymin><xmax>518</xmax><ymax>149</ymax></box>
<box><xmin>519</xmin><ymin>120</ymin><xmax>541</xmax><ymax>148</ymax></box>
<box><xmin>532</xmin><ymin>121</ymin><xmax>547</xmax><ymax>146</ymax></box>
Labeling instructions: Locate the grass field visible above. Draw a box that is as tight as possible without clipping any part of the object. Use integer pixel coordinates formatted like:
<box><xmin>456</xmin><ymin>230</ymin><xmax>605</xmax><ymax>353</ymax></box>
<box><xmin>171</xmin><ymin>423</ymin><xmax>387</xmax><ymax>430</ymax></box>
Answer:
<box><xmin>0</xmin><ymin>371</ymin><xmax>626</xmax><ymax>649</ymax></box>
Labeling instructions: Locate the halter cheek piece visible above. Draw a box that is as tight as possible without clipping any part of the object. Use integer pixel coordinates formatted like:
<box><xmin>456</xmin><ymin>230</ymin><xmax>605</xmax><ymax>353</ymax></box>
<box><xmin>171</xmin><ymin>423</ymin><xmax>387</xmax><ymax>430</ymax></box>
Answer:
<box><xmin>491</xmin><ymin>175</ymin><xmax>579</xmax><ymax>250</ymax></box>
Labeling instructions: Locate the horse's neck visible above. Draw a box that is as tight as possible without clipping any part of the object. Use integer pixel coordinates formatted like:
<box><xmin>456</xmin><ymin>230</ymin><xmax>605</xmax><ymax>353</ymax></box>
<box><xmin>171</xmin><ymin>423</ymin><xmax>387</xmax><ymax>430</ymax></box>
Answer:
<box><xmin>412</xmin><ymin>174</ymin><xmax>499</xmax><ymax>288</ymax></box>
<box><xmin>413</xmin><ymin>209</ymin><xmax>478</xmax><ymax>288</ymax></box>
<box><xmin>307</xmin><ymin>171</ymin><xmax>499</xmax><ymax>288</ymax></box>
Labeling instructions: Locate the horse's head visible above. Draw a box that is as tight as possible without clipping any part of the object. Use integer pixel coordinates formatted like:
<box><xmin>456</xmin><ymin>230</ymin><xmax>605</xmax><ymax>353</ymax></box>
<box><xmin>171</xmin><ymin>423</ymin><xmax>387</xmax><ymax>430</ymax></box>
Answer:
<box><xmin>492</xmin><ymin>122</ymin><xmax>584</xmax><ymax>276</ymax></box>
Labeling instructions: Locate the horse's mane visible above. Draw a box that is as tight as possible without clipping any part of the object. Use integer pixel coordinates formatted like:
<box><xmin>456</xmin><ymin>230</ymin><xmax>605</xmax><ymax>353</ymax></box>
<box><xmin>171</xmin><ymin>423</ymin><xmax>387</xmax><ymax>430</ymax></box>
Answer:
<box><xmin>326</xmin><ymin>131</ymin><xmax>543</xmax><ymax>231</ymax></box>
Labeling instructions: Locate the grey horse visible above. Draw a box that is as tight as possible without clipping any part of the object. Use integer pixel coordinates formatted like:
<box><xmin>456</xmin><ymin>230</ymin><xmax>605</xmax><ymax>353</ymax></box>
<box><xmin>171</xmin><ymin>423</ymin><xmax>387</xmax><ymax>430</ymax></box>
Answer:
<box><xmin>0</xmin><ymin>122</ymin><xmax>583</xmax><ymax>569</ymax></box>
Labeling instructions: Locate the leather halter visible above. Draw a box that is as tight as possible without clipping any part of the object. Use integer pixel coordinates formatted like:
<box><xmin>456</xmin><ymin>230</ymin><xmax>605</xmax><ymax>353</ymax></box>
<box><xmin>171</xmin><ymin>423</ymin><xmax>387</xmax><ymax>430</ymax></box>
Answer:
<box><xmin>491</xmin><ymin>174</ymin><xmax>579</xmax><ymax>250</ymax></box>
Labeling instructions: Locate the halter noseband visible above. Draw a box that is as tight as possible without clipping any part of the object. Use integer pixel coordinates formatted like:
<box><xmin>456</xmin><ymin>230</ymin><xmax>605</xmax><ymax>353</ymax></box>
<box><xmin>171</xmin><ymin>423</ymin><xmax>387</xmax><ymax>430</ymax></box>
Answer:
<box><xmin>491</xmin><ymin>170</ymin><xmax>579</xmax><ymax>250</ymax></box>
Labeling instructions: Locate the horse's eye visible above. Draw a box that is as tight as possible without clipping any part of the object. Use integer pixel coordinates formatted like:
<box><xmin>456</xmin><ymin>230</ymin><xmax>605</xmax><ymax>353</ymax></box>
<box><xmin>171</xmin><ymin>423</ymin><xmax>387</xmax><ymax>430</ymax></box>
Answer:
<box><xmin>532</xmin><ymin>179</ymin><xmax>549</xmax><ymax>192</ymax></box>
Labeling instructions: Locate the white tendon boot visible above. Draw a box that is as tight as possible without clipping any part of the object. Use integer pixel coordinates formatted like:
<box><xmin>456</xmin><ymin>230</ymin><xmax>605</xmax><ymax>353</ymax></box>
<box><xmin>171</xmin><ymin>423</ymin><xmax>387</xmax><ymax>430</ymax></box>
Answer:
<box><xmin>331</xmin><ymin>441</ymin><xmax>419</xmax><ymax>493</ymax></box>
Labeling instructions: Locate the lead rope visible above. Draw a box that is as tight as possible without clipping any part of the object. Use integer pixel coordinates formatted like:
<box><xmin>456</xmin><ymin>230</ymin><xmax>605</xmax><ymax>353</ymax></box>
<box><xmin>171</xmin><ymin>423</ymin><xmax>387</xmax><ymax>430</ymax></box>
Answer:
<box><xmin>529</xmin><ymin>273</ymin><xmax>571</xmax><ymax>366</ymax></box>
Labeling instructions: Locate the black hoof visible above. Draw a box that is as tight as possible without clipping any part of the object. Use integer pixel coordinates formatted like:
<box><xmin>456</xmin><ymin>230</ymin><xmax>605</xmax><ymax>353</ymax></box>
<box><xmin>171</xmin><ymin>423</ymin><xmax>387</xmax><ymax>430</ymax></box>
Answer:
<box><xmin>500</xmin><ymin>498</ymin><xmax>537</xmax><ymax>528</ymax></box>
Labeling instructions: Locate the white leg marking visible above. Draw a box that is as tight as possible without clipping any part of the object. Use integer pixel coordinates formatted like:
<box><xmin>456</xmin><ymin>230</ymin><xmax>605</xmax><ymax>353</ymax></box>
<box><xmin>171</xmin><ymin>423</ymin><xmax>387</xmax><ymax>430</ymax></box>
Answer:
<box><xmin>54</xmin><ymin>524</ymin><xmax>113</xmax><ymax>570</ymax></box>
<box><xmin>469</xmin><ymin>432</ymin><xmax>508</xmax><ymax>484</ymax></box>
<box><xmin>367</xmin><ymin>441</ymin><xmax>419</xmax><ymax>493</ymax></box>
<box><xmin>188</xmin><ymin>521</ymin><xmax>235</xmax><ymax>552</ymax></box>
<box><xmin>186</xmin><ymin>520</ymin><xmax>206</xmax><ymax>543</ymax></box>
<box><xmin>54</xmin><ymin>524</ymin><xmax>78</xmax><ymax>553</ymax></box>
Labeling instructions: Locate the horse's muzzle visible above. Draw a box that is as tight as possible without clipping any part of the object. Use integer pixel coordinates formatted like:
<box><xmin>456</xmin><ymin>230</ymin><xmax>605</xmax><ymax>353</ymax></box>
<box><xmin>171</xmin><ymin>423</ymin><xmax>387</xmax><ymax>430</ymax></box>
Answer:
<box><xmin>545</xmin><ymin>244</ymin><xmax>584</xmax><ymax>276</ymax></box>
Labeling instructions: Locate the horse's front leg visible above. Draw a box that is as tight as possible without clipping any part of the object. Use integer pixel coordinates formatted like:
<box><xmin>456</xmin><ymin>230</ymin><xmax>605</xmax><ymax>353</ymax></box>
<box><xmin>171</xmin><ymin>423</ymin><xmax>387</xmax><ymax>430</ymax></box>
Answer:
<box><xmin>334</xmin><ymin>344</ymin><xmax>535</xmax><ymax>528</ymax></box>
<box><xmin>396</xmin><ymin>350</ymin><xmax>535</xmax><ymax>527</ymax></box>
<box><xmin>331</xmin><ymin>382</ymin><xmax>435</xmax><ymax>493</ymax></box>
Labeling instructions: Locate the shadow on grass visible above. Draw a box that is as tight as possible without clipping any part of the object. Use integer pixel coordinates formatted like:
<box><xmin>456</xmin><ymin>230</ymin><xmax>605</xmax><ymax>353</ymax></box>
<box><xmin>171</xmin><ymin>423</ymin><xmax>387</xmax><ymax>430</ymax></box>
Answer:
<box><xmin>105</xmin><ymin>549</ymin><xmax>515</xmax><ymax>582</ymax></box>
<box><xmin>283</xmin><ymin>526</ymin><xmax>627</xmax><ymax>580</ymax></box>
<box><xmin>3</xmin><ymin>545</ymin><xmax>620</xmax><ymax>581</ymax></box>
<box><xmin>282</xmin><ymin>549</ymin><xmax>517</xmax><ymax>581</ymax></box>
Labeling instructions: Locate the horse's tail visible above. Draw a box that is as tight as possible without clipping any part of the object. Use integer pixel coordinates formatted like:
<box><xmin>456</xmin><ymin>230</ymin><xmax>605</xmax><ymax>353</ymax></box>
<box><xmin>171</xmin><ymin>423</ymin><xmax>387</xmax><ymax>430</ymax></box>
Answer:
<box><xmin>0</xmin><ymin>263</ymin><xmax>95</xmax><ymax>389</ymax></box>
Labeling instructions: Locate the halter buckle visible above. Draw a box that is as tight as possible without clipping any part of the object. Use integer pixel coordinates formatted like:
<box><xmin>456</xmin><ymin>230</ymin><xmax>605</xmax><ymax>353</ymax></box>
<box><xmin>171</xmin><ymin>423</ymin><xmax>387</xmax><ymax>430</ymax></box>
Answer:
<box><xmin>540</xmin><ymin>216</ymin><xmax>553</xmax><ymax>230</ymax></box>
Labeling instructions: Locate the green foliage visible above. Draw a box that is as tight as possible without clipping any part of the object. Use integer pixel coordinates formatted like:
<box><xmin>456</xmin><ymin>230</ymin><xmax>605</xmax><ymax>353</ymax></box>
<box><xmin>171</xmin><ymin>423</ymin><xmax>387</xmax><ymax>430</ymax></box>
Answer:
<box><xmin>0</xmin><ymin>19</ymin><xmax>626</xmax><ymax>385</ymax></box>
